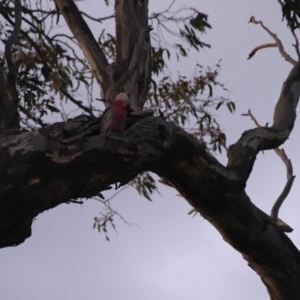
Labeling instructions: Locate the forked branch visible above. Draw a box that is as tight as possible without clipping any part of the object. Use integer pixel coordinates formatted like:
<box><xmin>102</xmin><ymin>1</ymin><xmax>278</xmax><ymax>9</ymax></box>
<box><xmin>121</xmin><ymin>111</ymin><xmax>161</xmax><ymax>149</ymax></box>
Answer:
<box><xmin>242</xmin><ymin>109</ymin><xmax>295</xmax><ymax>232</ymax></box>
<box><xmin>248</xmin><ymin>16</ymin><xmax>298</xmax><ymax>65</ymax></box>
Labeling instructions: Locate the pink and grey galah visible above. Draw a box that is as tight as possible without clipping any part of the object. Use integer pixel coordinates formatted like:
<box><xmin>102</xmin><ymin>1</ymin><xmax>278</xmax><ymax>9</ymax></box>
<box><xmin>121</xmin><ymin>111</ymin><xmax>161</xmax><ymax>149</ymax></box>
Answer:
<box><xmin>100</xmin><ymin>93</ymin><xmax>129</xmax><ymax>134</ymax></box>
<box><xmin>110</xmin><ymin>92</ymin><xmax>129</xmax><ymax>132</ymax></box>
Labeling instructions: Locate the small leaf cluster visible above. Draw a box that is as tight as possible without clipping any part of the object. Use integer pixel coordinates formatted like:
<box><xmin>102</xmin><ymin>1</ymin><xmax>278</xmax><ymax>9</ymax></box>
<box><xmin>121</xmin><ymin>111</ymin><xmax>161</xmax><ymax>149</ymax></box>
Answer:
<box><xmin>279</xmin><ymin>0</ymin><xmax>300</xmax><ymax>30</ymax></box>
<box><xmin>147</xmin><ymin>63</ymin><xmax>234</xmax><ymax>152</ymax></box>
<box><xmin>131</xmin><ymin>172</ymin><xmax>159</xmax><ymax>201</ymax></box>
<box><xmin>93</xmin><ymin>209</ymin><xmax>116</xmax><ymax>241</ymax></box>
<box><xmin>180</xmin><ymin>12</ymin><xmax>211</xmax><ymax>51</ymax></box>
<box><xmin>150</xmin><ymin>7</ymin><xmax>211</xmax><ymax>63</ymax></box>
<box><xmin>0</xmin><ymin>0</ymin><xmax>94</xmax><ymax>128</ymax></box>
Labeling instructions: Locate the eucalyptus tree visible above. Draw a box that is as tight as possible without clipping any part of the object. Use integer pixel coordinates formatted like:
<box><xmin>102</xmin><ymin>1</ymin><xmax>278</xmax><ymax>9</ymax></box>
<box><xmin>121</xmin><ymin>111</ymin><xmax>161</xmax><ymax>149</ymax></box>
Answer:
<box><xmin>0</xmin><ymin>1</ymin><xmax>300</xmax><ymax>299</ymax></box>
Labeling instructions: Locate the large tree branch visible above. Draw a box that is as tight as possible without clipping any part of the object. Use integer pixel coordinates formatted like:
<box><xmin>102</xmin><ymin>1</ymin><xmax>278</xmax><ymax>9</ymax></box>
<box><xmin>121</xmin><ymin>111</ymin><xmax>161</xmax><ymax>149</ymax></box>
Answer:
<box><xmin>1</xmin><ymin>110</ymin><xmax>300</xmax><ymax>299</ymax></box>
<box><xmin>0</xmin><ymin>56</ymin><xmax>299</xmax><ymax>297</ymax></box>
<box><xmin>54</xmin><ymin>0</ymin><xmax>109</xmax><ymax>91</ymax></box>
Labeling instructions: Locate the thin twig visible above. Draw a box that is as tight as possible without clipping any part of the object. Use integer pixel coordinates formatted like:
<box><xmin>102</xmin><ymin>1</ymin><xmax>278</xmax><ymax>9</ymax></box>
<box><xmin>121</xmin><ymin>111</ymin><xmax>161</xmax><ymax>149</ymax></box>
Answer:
<box><xmin>241</xmin><ymin>109</ymin><xmax>264</xmax><ymax>127</ymax></box>
<box><xmin>92</xmin><ymin>186</ymin><xmax>139</xmax><ymax>229</ymax></box>
<box><xmin>248</xmin><ymin>16</ymin><xmax>297</xmax><ymax>65</ymax></box>
<box><xmin>79</xmin><ymin>12</ymin><xmax>114</xmax><ymax>23</ymax></box>
<box><xmin>291</xmin><ymin>30</ymin><xmax>300</xmax><ymax>59</ymax></box>
<box><xmin>1</xmin><ymin>0</ymin><xmax>22</xmax><ymax>129</ymax></box>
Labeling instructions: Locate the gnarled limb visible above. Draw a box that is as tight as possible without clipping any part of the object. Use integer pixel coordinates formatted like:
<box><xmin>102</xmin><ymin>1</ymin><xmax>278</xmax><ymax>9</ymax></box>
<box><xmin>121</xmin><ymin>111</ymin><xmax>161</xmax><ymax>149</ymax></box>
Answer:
<box><xmin>1</xmin><ymin>110</ymin><xmax>300</xmax><ymax>299</ymax></box>
<box><xmin>242</xmin><ymin>109</ymin><xmax>295</xmax><ymax>232</ymax></box>
<box><xmin>1</xmin><ymin>62</ymin><xmax>300</xmax><ymax>299</ymax></box>
<box><xmin>228</xmin><ymin>62</ymin><xmax>300</xmax><ymax>181</ymax></box>
<box><xmin>248</xmin><ymin>16</ymin><xmax>297</xmax><ymax>65</ymax></box>
<box><xmin>272</xmin><ymin>148</ymin><xmax>295</xmax><ymax>229</ymax></box>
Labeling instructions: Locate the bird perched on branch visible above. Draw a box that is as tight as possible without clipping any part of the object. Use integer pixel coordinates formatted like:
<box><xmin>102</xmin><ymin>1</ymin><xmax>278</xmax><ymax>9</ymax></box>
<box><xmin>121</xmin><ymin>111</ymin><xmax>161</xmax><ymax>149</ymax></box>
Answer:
<box><xmin>100</xmin><ymin>93</ymin><xmax>129</xmax><ymax>134</ymax></box>
<box><xmin>99</xmin><ymin>92</ymin><xmax>155</xmax><ymax>134</ymax></box>
<box><xmin>109</xmin><ymin>92</ymin><xmax>129</xmax><ymax>132</ymax></box>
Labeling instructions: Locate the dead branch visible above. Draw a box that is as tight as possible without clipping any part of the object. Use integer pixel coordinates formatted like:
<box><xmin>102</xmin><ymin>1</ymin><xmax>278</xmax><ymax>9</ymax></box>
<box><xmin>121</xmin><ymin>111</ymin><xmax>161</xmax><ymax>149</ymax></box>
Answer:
<box><xmin>247</xmin><ymin>43</ymin><xmax>277</xmax><ymax>60</ymax></box>
<box><xmin>241</xmin><ymin>109</ymin><xmax>268</xmax><ymax>127</ymax></box>
<box><xmin>248</xmin><ymin>16</ymin><xmax>297</xmax><ymax>65</ymax></box>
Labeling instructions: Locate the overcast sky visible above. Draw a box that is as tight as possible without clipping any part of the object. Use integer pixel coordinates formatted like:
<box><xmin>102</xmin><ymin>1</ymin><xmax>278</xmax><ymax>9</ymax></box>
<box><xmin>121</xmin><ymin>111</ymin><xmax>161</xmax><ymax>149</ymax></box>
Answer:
<box><xmin>1</xmin><ymin>1</ymin><xmax>300</xmax><ymax>299</ymax></box>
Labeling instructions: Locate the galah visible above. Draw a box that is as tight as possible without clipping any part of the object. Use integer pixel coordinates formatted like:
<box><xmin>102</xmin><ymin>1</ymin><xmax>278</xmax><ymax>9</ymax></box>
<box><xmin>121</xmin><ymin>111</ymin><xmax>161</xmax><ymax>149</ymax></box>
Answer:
<box><xmin>110</xmin><ymin>92</ymin><xmax>129</xmax><ymax>132</ymax></box>
<box><xmin>100</xmin><ymin>93</ymin><xmax>129</xmax><ymax>134</ymax></box>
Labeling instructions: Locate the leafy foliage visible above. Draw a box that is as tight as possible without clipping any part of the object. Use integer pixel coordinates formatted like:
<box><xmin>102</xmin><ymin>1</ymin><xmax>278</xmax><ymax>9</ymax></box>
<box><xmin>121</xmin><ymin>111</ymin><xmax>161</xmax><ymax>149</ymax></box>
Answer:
<box><xmin>0</xmin><ymin>0</ymin><xmax>94</xmax><ymax>128</ymax></box>
<box><xmin>131</xmin><ymin>172</ymin><xmax>160</xmax><ymax>201</ymax></box>
<box><xmin>93</xmin><ymin>209</ymin><xmax>117</xmax><ymax>241</ymax></box>
<box><xmin>147</xmin><ymin>63</ymin><xmax>234</xmax><ymax>152</ymax></box>
<box><xmin>278</xmin><ymin>0</ymin><xmax>300</xmax><ymax>30</ymax></box>
<box><xmin>150</xmin><ymin>5</ymin><xmax>211</xmax><ymax>62</ymax></box>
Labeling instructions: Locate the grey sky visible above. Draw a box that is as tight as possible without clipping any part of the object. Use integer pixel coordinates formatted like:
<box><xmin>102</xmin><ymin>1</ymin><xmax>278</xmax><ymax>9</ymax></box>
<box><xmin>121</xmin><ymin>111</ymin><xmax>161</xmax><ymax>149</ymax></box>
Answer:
<box><xmin>1</xmin><ymin>1</ymin><xmax>299</xmax><ymax>299</ymax></box>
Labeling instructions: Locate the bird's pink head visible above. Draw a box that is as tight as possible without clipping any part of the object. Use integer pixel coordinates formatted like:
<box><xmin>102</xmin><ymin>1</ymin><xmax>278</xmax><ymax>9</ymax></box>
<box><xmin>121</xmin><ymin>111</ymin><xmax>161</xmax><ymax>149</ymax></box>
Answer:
<box><xmin>112</xmin><ymin>93</ymin><xmax>129</xmax><ymax>107</ymax></box>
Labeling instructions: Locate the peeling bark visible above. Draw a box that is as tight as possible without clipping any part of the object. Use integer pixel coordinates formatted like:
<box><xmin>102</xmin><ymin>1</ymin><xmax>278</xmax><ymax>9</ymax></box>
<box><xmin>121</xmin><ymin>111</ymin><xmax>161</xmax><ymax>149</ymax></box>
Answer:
<box><xmin>114</xmin><ymin>0</ymin><xmax>151</xmax><ymax>110</ymax></box>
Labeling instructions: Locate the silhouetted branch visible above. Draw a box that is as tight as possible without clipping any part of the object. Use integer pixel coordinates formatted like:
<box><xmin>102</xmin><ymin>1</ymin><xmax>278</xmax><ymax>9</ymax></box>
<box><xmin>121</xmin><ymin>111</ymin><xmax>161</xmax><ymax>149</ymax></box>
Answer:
<box><xmin>247</xmin><ymin>43</ymin><xmax>277</xmax><ymax>60</ymax></box>
<box><xmin>248</xmin><ymin>16</ymin><xmax>297</xmax><ymax>65</ymax></box>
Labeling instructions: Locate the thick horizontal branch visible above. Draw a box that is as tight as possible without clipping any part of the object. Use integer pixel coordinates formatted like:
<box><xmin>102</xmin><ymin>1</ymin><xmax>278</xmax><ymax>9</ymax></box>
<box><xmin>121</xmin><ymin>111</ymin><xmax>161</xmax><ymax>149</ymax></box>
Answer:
<box><xmin>0</xmin><ymin>115</ymin><xmax>238</xmax><ymax>248</ymax></box>
<box><xmin>1</xmin><ymin>114</ymin><xmax>300</xmax><ymax>299</ymax></box>
<box><xmin>0</xmin><ymin>53</ymin><xmax>299</xmax><ymax>300</ymax></box>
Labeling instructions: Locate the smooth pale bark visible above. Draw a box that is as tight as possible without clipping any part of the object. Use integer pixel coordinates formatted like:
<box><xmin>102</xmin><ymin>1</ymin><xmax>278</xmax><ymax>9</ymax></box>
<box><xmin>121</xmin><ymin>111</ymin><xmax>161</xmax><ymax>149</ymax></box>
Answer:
<box><xmin>54</xmin><ymin>0</ymin><xmax>109</xmax><ymax>94</ymax></box>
